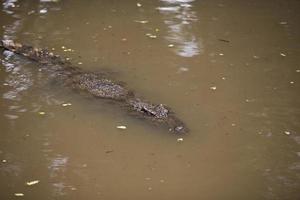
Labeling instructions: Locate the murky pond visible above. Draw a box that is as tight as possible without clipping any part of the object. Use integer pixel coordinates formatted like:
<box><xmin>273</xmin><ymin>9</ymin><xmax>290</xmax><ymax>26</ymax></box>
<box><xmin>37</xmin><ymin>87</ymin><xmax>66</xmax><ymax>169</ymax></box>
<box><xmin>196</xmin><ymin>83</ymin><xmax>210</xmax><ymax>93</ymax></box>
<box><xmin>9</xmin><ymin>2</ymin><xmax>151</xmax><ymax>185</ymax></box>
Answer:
<box><xmin>0</xmin><ymin>0</ymin><xmax>300</xmax><ymax>199</ymax></box>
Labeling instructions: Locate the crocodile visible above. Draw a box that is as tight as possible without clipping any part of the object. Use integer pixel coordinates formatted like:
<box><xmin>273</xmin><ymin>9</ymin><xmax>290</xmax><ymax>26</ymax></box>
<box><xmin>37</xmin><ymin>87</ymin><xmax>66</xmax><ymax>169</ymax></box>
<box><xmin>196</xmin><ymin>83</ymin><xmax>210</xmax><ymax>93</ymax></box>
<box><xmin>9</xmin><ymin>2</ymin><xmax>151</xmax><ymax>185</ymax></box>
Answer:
<box><xmin>0</xmin><ymin>40</ymin><xmax>188</xmax><ymax>134</ymax></box>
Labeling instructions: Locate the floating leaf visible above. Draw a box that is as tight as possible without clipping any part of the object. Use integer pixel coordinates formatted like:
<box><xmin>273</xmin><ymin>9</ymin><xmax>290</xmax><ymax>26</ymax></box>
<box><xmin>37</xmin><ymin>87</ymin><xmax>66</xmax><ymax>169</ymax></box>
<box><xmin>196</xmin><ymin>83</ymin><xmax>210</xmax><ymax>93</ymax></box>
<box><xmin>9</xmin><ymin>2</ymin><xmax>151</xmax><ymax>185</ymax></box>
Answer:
<box><xmin>117</xmin><ymin>125</ymin><xmax>127</xmax><ymax>129</ymax></box>
<box><xmin>145</xmin><ymin>33</ymin><xmax>157</xmax><ymax>39</ymax></box>
<box><xmin>39</xmin><ymin>9</ymin><xmax>47</xmax><ymax>14</ymax></box>
<box><xmin>134</xmin><ymin>20</ymin><xmax>149</xmax><ymax>24</ymax></box>
<box><xmin>280</xmin><ymin>53</ymin><xmax>286</xmax><ymax>57</ymax></box>
<box><xmin>62</xmin><ymin>103</ymin><xmax>72</xmax><ymax>107</ymax></box>
<box><xmin>279</xmin><ymin>21</ymin><xmax>287</xmax><ymax>25</ymax></box>
<box><xmin>284</xmin><ymin>131</ymin><xmax>291</xmax><ymax>135</ymax></box>
<box><xmin>26</xmin><ymin>180</ymin><xmax>40</xmax><ymax>186</ymax></box>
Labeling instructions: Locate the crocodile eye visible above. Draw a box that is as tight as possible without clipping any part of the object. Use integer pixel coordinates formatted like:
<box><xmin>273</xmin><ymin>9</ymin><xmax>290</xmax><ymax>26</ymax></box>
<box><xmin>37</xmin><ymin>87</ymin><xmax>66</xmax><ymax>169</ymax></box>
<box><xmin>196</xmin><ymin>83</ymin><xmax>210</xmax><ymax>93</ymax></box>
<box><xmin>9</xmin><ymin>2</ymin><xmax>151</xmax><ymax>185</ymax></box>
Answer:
<box><xmin>141</xmin><ymin>107</ymin><xmax>155</xmax><ymax>116</ymax></box>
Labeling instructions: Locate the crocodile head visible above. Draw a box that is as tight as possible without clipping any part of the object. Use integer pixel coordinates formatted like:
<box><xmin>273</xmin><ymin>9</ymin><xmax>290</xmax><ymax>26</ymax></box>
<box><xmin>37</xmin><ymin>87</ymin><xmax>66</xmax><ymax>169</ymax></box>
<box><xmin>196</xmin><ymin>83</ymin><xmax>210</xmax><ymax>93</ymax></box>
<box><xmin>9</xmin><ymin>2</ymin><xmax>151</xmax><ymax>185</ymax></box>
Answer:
<box><xmin>128</xmin><ymin>98</ymin><xmax>188</xmax><ymax>134</ymax></box>
<box><xmin>166</xmin><ymin>114</ymin><xmax>189</xmax><ymax>134</ymax></box>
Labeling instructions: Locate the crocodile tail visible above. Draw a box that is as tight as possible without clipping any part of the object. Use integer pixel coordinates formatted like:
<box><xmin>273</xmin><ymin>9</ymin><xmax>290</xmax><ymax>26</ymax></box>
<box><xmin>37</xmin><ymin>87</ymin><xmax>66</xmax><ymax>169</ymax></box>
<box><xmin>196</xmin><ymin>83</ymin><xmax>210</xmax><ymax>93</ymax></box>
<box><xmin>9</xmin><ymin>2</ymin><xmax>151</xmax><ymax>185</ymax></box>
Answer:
<box><xmin>0</xmin><ymin>40</ymin><xmax>68</xmax><ymax>65</ymax></box>
<box><xmin>0</xmin><ymin>40</ymin><xmax>23</xmax><ymax>53</ymax></box>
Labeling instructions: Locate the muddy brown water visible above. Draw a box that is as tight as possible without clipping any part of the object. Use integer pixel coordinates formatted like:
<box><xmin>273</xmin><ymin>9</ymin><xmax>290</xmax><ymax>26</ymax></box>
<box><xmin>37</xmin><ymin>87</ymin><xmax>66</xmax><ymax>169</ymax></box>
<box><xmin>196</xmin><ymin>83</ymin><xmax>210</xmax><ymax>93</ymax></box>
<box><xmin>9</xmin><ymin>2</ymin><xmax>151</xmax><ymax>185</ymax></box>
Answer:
<box><xmin>0</xmin><ymin>0</ymin><xmax>300</xmax><ymax>199</ymax></box>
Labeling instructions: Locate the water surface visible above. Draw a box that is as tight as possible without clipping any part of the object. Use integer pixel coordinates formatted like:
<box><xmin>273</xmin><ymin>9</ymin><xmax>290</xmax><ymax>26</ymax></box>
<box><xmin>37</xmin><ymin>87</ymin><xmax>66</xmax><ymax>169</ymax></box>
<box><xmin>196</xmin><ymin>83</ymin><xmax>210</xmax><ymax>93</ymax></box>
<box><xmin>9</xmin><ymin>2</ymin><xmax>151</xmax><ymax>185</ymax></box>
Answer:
<box><xmin>0</xmin><ymin>0</ymin><xmax>300</xmax><ymax>199</ymax></box>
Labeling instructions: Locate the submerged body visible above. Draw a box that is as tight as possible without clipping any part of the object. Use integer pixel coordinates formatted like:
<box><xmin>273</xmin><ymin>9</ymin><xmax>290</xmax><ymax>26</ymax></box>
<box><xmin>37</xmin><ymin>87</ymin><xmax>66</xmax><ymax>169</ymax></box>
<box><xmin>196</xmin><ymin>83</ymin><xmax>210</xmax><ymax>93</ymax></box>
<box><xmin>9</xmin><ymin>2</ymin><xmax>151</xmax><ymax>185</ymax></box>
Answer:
<box><xmin>0</xmin><ymin>40</ymin><xmax>188</xmax><ymax>134</ymax></box>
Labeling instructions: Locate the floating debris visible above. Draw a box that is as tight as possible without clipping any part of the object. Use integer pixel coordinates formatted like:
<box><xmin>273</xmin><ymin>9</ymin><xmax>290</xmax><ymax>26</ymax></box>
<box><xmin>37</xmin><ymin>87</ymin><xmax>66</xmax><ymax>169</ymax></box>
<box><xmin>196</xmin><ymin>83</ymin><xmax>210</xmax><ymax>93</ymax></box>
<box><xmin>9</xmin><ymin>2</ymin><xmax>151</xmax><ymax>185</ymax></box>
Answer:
<box><xmin>218</xmin><ymin>39</ymin><xmax>230</xmax><ymax>43</ymax></box>
<box><xmin>105</xmin><ymin>150</ymin><xmax>114</xmax><ymax>154</ymax></box>
<box><xmin>221</xmin><ymin>77</ymin><xmax>226</xmax><ymax>80</ymax></box>
<box><xmin>39</xmin><ymin>8</ymin><xmax>47</xmax><ymax>14</ymax></box>
<box><xmin>82</xmin><ymin>164</ymin><xmax>87</xmax><ymax>168</ymax></box>
<box><xmin>5</xmin><ymin>114</ymin><xmax>19</xmax><ymax>120</ymax></box>
<box><xmin>219</xmin><ymin>53</ymin><xmax>224</xmax><ymax>56</ymax></box>
<box><xmin>137</xmin><ymin>3</ymin><xmax>142</xmax><ymax>7</ymax></box>
<box><xmin>78</xmin><ymin>62</ymin><xmax>83</xmax><ymax>65</ymax></box>
<box><xmin>117</xmin><ymin>125</ymin><xmax>127</xmax><ymax>129</ymax></box>
<box><xmin>168</xmin><ymin>44</ymin><xmax>174</xmax><ymax>48</ymax></box>
<box><xmin>38</xmin><ymin>111</ymin><xmax>46</xmax><ymax>115</ymax></box>
<box><xmin>121</xmin><ymin>38</ymin><xmax>127</xmax><ymax>42</ymax></box>
<box><xmin>14</xmin><ymin>193</ymin><xmax>24</xmax><ymax>197</ymax></box>
<box><xmin>134</xmin><ymin>20</ymin><xmax>149</xmax><ymax>24</ymax></box>
<box><xmin>62</xmin><ymin>103</ymin><xmax>72</xmax><ymax>107</ymax></box>
<box><xmin>284</xmin><ymin>131</ymin><xmax>291</xmax><ymax>135</ymax></box>
<box><xmin>245</xmin><ymin>99</ymin><xmax>255</xmax><ymax>103</ymax></box>
<box><xmin>210</xmin><ymin>86</ymin><xmax>217</xmax><ymax>90</ymax></box>
<box><xmin>290</xmin><ymin>81</ymin><xmax>294</xmax><ymax>84</ymax></box>
<box><xmin>177</xmin><ymin>138</ymin><xmax>184</xmax><ymax>142</ymax></box>
<box><xmin>145</xmin><ymin>33</ymin><xmax>157</xmax><ymax>39</ymax></box>
<box><xmin>279</xmin><ymin>21</ymin><xmax>288</xmax><ymax>25</ymax></box>
<box><xmin>2</xmin><ymin>159</ymin><xmax>7</xmax><ymax>163</ymax></box>
<box><xmin>178</xmin><ymin>67</ymin><xmax>189</xmax><ymax>72</ymax></box>
<box><xmin>27</xmin><ymin>10</ymin><xmax>35</xmax><ymax>15</ymax></box>
<box><xmin>63</xmin><ymin>49</ymin><xmax>73</xmax><ymax>52</ymax></box>
<box><xmin>26</xmin><ymin>180</ymin><xmax>40</xmax><ymax>186</ymax></box>
<box><xmin>280</xmin><ymin>53</ymin><xmax>286</xmax><ymax>57</ymax></box>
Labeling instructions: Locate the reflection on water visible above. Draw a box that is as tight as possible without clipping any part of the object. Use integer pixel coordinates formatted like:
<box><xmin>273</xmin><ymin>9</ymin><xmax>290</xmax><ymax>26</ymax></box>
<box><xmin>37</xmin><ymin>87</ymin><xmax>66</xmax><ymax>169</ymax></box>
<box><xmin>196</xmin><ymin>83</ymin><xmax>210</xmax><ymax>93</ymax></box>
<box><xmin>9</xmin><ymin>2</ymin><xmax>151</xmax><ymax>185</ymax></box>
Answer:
<box><xmin>0</xmin><ymin>153</ymin><xmax>22</xmax><ymax>177</ymax></box>
<box><xmin>2</xmin><ymin>0</ymin><xmax>18</xmax><ymax>15</ymax></box>
<box><xmin>48</xmin><ymin>155</ymin><xmax>69</xmax><ymax>196</ymax></box>
<box><xmin>1</xmin><ymin>0</ymin><xmax>63</xmax><ymax>121</ymax></box>
<box><xmin>1</xmin><ymin>51</ymin><xmax>33</xmax><ymax>120</ymax></box>
<box><xmin>2</xmin><ymin>51</ymin><xmax>33</xmax><ymax>102</ymax></box>
<box><xmin>48</xmin><ymin>155</ymin><xmax>68</xmax><ymax>178</ymax></box>
<box><xmin>158</xmin><ymin>0</ymin><xmax>202</xmax><ymax>57</ymax></box>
